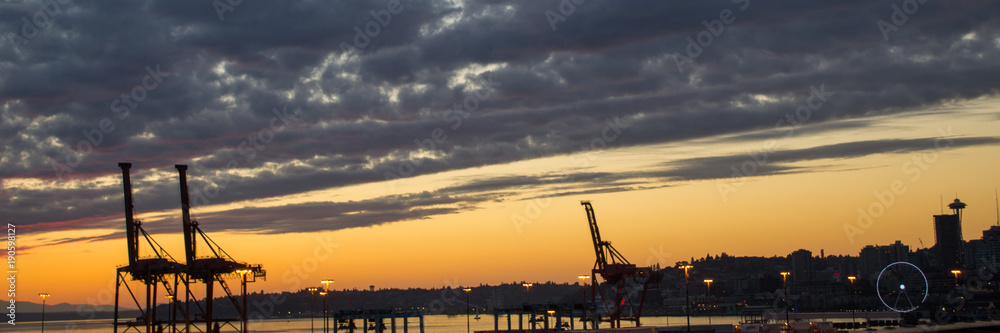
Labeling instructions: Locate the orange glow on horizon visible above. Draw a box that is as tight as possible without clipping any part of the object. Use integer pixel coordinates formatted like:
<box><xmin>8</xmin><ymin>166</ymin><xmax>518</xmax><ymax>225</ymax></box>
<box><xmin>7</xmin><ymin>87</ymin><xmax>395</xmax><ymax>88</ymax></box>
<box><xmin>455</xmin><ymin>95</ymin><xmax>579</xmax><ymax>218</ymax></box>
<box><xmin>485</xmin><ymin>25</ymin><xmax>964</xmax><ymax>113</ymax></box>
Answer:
<box><xmin>15</xmin><ymin>104</ymin><xmax>1000</xmax><ymax>305</ymax></box>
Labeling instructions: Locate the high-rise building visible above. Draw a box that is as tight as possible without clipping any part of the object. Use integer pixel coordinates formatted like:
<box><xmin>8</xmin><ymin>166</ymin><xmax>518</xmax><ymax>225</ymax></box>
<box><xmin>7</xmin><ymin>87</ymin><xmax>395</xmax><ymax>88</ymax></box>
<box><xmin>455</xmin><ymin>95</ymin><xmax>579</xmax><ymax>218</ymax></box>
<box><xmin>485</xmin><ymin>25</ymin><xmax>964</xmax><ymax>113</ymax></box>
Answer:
<box><xmin>791</xmin><ymin>249</ymin><xmax>812</xmax><ymax>283</ymax></box>
<box><xmin>933</xmin><ymin>199</ymin><xmax>966</xmax><ymax>270</ymax></box>
<box><xmin>859</xmin><ymin>241</ymin><xmax>909</xmax><ymax>278</ymax></box>
<box><xmin>973</xmin><ymin>226</ymin><xmax>1000</xmax><ymax>272</ymax></box>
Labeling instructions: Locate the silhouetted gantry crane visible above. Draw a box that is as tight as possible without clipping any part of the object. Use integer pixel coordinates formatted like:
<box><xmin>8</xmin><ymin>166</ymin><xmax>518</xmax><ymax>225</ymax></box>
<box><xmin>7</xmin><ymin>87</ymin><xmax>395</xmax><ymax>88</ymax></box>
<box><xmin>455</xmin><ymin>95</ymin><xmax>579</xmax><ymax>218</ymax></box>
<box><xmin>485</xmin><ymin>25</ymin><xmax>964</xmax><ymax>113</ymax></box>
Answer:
<box><xmin>113</xmin><ymin>163</ymin><xmax>264</xmax><ymax>333</ymax></box>
<box><xmin>176</xmin><ymin>164</ymin><xmax>265</xmax><ymax>333</ymax></box>
<box><xmin>581</xmin><ymin>201</ymin><xmax>661</xmax><ymax>328</ymax></box>
<box><xmin>115</xmin><ymin>163</ymin><xmax>187</xmax><ymax>333</ymax></box>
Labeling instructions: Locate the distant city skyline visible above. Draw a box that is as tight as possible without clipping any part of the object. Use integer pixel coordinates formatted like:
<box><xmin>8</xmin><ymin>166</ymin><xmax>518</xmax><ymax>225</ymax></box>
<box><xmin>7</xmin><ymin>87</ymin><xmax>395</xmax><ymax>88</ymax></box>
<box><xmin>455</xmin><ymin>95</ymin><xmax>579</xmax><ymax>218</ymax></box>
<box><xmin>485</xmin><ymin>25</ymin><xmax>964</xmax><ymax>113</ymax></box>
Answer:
<box><xmin>4</xmin><ymin>1</ymin><xmax>1000</xmax><ymax>306</ymax></box>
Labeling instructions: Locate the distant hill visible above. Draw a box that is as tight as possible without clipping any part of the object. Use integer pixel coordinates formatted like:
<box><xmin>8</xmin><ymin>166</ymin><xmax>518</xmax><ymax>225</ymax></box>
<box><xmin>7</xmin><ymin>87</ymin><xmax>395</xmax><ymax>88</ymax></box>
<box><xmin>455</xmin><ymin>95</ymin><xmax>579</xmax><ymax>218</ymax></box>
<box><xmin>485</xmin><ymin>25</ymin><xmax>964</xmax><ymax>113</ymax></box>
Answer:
<box><xmin>12</xmin><ymin>301</ymin><xmax>139</xmax><ymax>322</ymax></box>
<box><xmin>15</xmin><ymin>301</ymin><xmax>135</xmax><ymax>313</ymax></box>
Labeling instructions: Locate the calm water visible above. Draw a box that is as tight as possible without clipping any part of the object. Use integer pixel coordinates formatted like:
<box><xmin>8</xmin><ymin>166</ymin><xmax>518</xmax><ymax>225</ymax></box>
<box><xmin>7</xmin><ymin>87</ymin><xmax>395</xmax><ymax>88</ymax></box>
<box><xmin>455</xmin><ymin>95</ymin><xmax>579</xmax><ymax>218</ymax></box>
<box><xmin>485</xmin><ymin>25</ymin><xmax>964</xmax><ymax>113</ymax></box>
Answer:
<box><xmin>6</xmin><ymin>315</ymin><xmax>747</xmax><ymax>333</ymax></box>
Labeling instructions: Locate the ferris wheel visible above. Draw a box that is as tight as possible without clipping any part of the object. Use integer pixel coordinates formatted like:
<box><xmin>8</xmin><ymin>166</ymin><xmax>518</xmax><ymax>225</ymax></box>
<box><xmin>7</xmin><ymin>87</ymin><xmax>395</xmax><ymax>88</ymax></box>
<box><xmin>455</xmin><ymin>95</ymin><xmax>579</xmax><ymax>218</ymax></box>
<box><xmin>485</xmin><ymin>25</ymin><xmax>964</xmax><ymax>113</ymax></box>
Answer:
<box><xmin>876</xmin><ymin>262</ymin><xmax>929</xmax><ymax>313</ymax></box>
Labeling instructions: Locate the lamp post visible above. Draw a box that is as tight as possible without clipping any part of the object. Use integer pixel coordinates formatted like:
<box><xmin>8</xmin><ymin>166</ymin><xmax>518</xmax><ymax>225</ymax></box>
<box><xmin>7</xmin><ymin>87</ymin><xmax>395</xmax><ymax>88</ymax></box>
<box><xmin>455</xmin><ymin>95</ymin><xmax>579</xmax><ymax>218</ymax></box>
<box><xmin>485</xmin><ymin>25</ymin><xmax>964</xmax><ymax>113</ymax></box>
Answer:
<box><xmin>578</xmin><ymin>275</ymin><xmax>590</xmax><ymax>330</ymax></box>
<box><xmin>237</xmin><ymin>269</ymin><xmax>250</xmax><ymax>333</ymax></box>
<box><xmin>847</xmin><ymin>276</ymin><xmax>856</xmax><ymax>330</ymax></box>
<box><xmin>682</xmin><ymin>264</ymin><xmax>693</xmax><ymax>333</ymax></box>
<box><xmin>165</xmin><ymin>294</ymin><xmax>175</xmax><ymax>333</ymax></box>
<box><xmin>522</xmin><ymin>283</ymin><xmax>533</xmax><ymax>304</ymax></box>
<box><xmin>308</xmin><ymin>287</ymin><xmax>318</xmax><ymax>333</ymax></box>
<box><xmin>703</xmin><ymin>279</ymin><xmax>713</xmax><ymax>325</ymax></box>
<box><xmin>319</xmin><ymin>292</ymin><xmax>328</xmax><ymax>333</ymax></box>
<box><xmin>38</xmin><ymin>293</ymin><xmax>50</xmax><ymax>333</ymax></box>
<box><xmin>780</xmin><ymin>272</ymin><xmax>790</xmax><ymax>326</ymax></box>
<box><xmin>321</xmin><ymin>280</ymin><xmax>334</xmax><ymax>333</ymax></box>
<box><xmin>950</xmin><ymin>270</ymin><xmax>962</xmax><ymax>320</ymax></box>
<box><xmin>463</xmin><ymin>288</ymin><xmax>472</xmax><ymax>333</ymax></box>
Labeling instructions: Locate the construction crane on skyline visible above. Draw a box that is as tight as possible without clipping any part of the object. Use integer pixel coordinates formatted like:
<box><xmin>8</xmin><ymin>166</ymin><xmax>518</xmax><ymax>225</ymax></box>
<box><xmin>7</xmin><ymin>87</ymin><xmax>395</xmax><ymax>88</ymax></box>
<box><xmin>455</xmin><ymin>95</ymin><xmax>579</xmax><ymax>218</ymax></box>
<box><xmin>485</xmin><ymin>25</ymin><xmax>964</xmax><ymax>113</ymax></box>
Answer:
<box><xmin>581</xmin><ymin>201</ymin><xmax>661</xmax><ymax>329</ymax></box>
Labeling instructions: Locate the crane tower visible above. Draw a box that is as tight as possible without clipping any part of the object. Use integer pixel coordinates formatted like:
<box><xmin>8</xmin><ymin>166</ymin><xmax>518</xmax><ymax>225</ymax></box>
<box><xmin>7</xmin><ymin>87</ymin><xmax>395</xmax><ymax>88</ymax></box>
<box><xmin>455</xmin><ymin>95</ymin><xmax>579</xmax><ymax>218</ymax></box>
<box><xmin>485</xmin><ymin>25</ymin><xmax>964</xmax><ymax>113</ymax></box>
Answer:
<box><xmin>581</xmin><ymin>201</ymin><xmax>661</xmax><ymax>328</ymax></box>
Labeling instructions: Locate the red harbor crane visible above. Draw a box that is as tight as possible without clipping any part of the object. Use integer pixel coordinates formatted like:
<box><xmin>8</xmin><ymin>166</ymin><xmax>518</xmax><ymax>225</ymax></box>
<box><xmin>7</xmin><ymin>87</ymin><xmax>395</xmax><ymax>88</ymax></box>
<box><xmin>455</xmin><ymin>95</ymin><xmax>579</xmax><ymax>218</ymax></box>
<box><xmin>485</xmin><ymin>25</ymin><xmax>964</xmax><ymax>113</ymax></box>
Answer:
<box><xmin>581</xmin><ymin>201</ymin><xmax>661</xmax><ymax>328</ymax></box>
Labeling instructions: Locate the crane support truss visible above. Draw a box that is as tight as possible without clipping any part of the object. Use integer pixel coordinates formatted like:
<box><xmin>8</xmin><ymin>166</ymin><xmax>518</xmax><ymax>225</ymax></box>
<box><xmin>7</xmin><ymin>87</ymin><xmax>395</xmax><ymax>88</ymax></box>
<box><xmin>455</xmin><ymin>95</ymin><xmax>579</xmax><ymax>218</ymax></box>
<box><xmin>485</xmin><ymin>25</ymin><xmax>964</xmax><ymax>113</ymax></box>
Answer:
<box><xmin>113</xmin><ymin>163</ymin><xmax>265</xmax><ymax>333</ymax></box>
<box><xmin>581</xmin><ymin>201</ymin><xmax>661</xmax><ymax>329</ymax></box>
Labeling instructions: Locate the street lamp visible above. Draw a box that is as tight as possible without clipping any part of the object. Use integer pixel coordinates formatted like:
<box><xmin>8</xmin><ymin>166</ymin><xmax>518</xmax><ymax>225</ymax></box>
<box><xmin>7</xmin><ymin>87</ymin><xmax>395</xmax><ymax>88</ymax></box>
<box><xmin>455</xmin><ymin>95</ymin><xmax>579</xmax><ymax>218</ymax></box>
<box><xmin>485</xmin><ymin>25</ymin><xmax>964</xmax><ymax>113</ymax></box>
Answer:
<box><xmin>237</xmin><ymin>269</ymin><xmax>251</xmax><ymax>333</ymax></box>
<box><xmin>321</xmin><ymin>280</ymin><xmax>334</xmax><ymax>333</ymax></box>
<box><xmin>780</xmin><ymin>272</ymin><xmax>790</xmax><ymax>326</ymax></box>
<box><xmin>547</xmin><ymin>309</ymin><xmax>556</xmax><ymax>330</ymax></box>
<box><xmin>463</xmin><ymin>288</ymin><xmax>472</xmax><ymax>333</ymax></box>
<box><xmin>38</xmin><ymin>293</ymin><xmax>50</xmax><ymax>333</ymax></box>
<box><xmin>703</xmin><ymin>279</ymin><xmax>713</xmax><ymax>325</ymax></box>
<box><xmin>165</xmin><ymin>294</ymin><xmax>175</xmax><ymax>333</ymax></box>
<box><xmin>578</xmin><ymin>275</ymin><xmax>590</xmax><ymax>330</ymax></box>
<box><xmin>951</xmin><ymin>270</ymin><xmax>961</xmax><ymax>287</ymax></box>
<box><xmin>847</xmin><ymin>276</ymin><xmax>856</xmax><ymax>330</ymax></box>
<box><xmin>522</xmin><ymin>283</ymin><xmax>533</xmax><ymax>304</ymax></box>
<box><xmin>319</xmin><ymin>292</ymin><xmax>328</xmax><ymax>333</ymax></box>
<box><xmin>681</xmin><ymin>264</ymin><xmax>693</xmax><ymax>333</ymax></box>
<box><xmin>308</xmin><ymin>287</ymin><xmax>318</xmax><ymax>333</ymax></box>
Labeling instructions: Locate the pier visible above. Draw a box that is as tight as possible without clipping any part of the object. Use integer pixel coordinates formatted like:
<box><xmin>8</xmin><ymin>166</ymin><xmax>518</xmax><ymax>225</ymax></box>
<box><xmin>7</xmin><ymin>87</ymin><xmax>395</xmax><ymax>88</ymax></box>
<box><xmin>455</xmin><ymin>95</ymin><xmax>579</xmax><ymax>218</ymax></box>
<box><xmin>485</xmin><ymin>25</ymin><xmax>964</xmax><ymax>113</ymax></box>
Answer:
<box><xmin>332</xmin><ymin>309</ymin><xmax>425</xmax><ymax>333</ymax></box>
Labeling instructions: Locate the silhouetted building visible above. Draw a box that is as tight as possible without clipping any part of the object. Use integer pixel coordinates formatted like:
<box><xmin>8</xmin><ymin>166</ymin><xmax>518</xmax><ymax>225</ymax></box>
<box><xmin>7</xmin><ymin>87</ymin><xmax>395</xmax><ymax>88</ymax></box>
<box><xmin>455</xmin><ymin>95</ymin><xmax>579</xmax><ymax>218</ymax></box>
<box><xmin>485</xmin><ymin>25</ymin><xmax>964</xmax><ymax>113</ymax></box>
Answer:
<box><xmin>859</xmin><ymin>241</ymin><xmax>909</xmax><ymax>278</ymax></box>
<box><xmin>971</xmin><ymin>225</ymin><xmax>1000</xmax><ymax>271</ymax></box>
<box><xmin>791</xmin><ymin>249</ymin><xmax>812</xmax><ymax>283</ymax></box>
<box><xmin>934</xmin><ymin>199</ymin><xmax>967</xmax><ymax>270</ymax></box>
<box><xmin>966</xmin><ymin>239</ymin><xmax>980</xmax><ymax>270</ymax></box>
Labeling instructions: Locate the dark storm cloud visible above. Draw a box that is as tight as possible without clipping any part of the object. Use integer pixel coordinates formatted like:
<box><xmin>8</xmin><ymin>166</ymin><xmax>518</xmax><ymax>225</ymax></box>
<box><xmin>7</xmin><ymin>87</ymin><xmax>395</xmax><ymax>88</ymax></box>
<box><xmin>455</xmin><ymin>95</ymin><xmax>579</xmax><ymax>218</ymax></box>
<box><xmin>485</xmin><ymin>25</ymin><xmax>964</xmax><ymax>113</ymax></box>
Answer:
<box><xmin>17</xmin><ymin>135</ymin><xmax>1000</xmax><ymax>244</ymax></box>
<box><xmin>3</xmin><ymin>1</ymin><xmax>1000</xmax><ymax>235</ymax></box>
<box><xmin>25</xmin><ymin>189</ymin><xmax>502</xmax><ymax>247</ymax></box>
<box><xmin>652</xmin><ymin>136</ymin><xmax>1000</xmax><ymax>182</ymax></box>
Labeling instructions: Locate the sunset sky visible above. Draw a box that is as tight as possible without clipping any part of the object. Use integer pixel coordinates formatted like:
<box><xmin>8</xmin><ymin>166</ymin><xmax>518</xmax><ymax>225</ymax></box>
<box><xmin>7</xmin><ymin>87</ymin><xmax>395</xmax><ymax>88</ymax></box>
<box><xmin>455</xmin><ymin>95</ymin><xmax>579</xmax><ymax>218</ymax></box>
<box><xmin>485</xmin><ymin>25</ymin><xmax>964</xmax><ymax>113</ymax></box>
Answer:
<box><xmin>3</xmin><ymin>1</ymin><xmax>1000</xmax><ymax>305</ymax></box>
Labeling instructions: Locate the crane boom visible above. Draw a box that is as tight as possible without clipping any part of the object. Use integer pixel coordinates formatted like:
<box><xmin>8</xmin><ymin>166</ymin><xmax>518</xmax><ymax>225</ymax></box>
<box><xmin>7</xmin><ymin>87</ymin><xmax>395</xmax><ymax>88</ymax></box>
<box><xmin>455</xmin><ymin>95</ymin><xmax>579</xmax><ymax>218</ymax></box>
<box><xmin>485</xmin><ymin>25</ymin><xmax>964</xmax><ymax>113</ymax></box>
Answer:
<box><xmin>582</xmin><ymin>201</ymin><xmax>608</xmax><ymax>270</ymax></box>
<box><xmin>580</xmin><ymin>200</ymin><xmax>659</xmax><ymax>328</ymax></box>
<box><xmin>174</xmin><ymin>164</ymin><xmax>265</xmax><ymax>333</ymax></box>
<box><xmin>119</xmin><ymin>163</ymin><xmax>140</xmax><ymax>267</ymax></box>
<box><xmin>175</xmin><ymin>164</ymin><xmax>197</xmax><ymax>265</ymax></box>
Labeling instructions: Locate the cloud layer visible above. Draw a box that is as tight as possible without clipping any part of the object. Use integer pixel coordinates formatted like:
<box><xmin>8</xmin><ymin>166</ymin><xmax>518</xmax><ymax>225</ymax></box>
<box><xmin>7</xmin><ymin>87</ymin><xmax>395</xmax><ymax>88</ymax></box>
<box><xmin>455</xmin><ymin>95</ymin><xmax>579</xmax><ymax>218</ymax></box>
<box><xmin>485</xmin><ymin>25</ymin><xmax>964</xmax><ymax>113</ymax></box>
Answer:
<box><xmin>3</xmin><ymin>0</ymin><xmax>1000</xmax><ymax>238</ymax></box>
